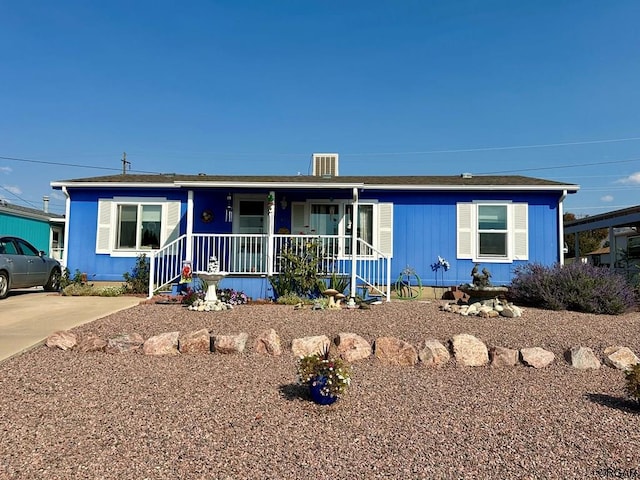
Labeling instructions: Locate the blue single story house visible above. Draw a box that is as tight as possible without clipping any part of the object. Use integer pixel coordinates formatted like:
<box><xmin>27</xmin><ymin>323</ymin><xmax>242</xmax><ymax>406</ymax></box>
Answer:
<box><xmin>51</xmin><ymin>154</ymin><xmax>579</xmax><ymax>300</ymax></box>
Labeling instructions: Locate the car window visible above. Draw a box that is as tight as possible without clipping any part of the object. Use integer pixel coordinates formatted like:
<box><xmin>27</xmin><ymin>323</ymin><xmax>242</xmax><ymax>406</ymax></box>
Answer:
<box><xmin>15</xmin><ymin>238</ymin><xmax>39</xmax><ymax>256</ymax></box>
<box><xmin>0</xmin><ymin>239</ymin><xmax>18</xmax><ymax>255</ymax></box>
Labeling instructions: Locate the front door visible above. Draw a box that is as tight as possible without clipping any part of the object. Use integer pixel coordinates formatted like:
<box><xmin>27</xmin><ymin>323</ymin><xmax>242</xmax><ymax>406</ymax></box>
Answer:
<box><xmin>234</xmin><ymin>197</ymin><xmax>268</xmax><ymax>272</ymax></box>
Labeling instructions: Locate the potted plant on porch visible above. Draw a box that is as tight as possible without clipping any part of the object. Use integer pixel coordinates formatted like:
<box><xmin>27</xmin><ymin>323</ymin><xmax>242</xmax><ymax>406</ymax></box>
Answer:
<box><xmin>297</xmin><ymin>345</ymin><xmax>351</xmax><ymax>405</ymax></box>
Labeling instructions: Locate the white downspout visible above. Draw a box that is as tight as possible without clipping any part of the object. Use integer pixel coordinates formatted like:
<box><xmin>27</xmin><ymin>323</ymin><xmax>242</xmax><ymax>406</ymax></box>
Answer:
<box><xmin>350</xmin><ymin>187</ymin><xmax>358</xmax><ymax>300</ymax></box>
<box><xmin>559</xmin><ymin>189</ymin><xmax>567</xmax><ymax>265</ymax></box>
<box><xmin>61</xmin><ymin>186</ymin><xmax>70</xmax><ymax>269</ymax></box>
<box><xmin>186</xmin><ymin>190</ymin><xmax>194</xmax><ymax>262</ymax></box>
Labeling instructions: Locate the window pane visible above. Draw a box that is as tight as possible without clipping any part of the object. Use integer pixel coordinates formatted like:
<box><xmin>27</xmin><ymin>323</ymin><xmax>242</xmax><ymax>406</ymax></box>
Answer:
<box><xmin>478</xmin><ymin>205</ymin><xmax>507</xmax><ymax>230</ymax></box>
<box><xmin>17</xmin><ymin>239</ymin><xmax>39</xmax><ymax>256</ymax></box>
<box><xmin>310</xmin><ymin>204</ymin><xmax>338</xmax><ymax>235</ymax></box>
<box><xmin>628</xmin><ymin>236</ymin><xmax>640</xmax><ymax>259</ymax></box>
<box><xmin>240</xmin><ymin>201</ymin><xmax>264</xmax><ymax>216</ymax></box>
<box><xmin>117</xmin><ymin>205</ymin><xmax>137</xmax><ymax>248</ymax></box>
<box><xmin>479</xmin><ymin>232</ymin><xmax>507</xmax><ymax>256</ymax></box>
<box><xmin>141</xmin><ymin>205</ymin><xmax>162</xmax><ymax>248</ymax></box>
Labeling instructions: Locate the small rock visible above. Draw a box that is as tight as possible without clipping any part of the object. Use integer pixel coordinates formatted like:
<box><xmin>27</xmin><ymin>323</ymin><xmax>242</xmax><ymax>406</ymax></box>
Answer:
<box><xmin>520</xmin><ymin>347</ymin><xmax>555</xmax><ymax>368</ymax></box>
<box><xmin>254</xmin><ymin>329</ymin><xmax>282</xmax><ymax>356</ymax></box>
<box><xmin>451</xmin><ymin>334</ymin><xmax>489</xmax><ymax>367</ymax></box>
<box><xmin>46</xmin><ymin>331</ymin><xmax>77</xmax><ymax>351</ymax></box>
<box><xmin>291</xmin><ymin>335</ymin><xmax>330</xmax><ymax>357</ymax></box>
<box><xmin>603</xmin><ymin>346</ymin><xmax>639</xmax><ymax>370</ymax></box>
<box><xmin>213</xmin><ymin>333</ymin><xmax>249</xmax><ymax>354</ymax></box>
<box><xmin>489</xmin><ymin>346</ymin><xmax>519</xmax><ymax>367</ymax></box>
<box><xmin>179</xmin><ymin>329</ymin><xmax>211</xmax><ymax>354</ymax></box>
<box><xmin>567</xmin><ymin>346</ymin><xmax>600</xmax><ymax>370</ymax></box>
<box><xmin>105</xmin><ymin>333</ymin><xmax>145</xmax><ymax>354</ymax></box>
<box><xmin>143</xmin><ymin>332</ymin><xmax>180</xmax><ymax>356</ymax></box>
<box><xmin>418</xmin><ymin>339</ymin><xmax>450</xmax><ymax>367</ymax></box>
<box><xmin>335</xmin><ymin>332</ymin><xmax>371</xmax><ymax>362</ymax></box>
<box><xmin>77</xmin><ymin>333</ymin><xmax>107</xmax><ymax>353</ymax></box>
<box><xmin>374</xmin><ymin>337</ymin><xmax>418</xmax><ymax>366</ymax></box>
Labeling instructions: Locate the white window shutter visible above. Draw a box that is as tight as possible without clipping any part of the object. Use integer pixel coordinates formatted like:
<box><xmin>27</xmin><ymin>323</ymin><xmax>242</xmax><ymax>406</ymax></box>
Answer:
<box><xmin>96</xmin><ymin>199</ymin><xmax>112</xmax><ymax>254</ymax></box>
<box><xmin>457</xmin><ymin>203</ymin><xmax>473</xmax><ymax>259</ymax></box>
<box><xmin>512</xmin><ymin>203</ymin><xmax>528</xmax><ymax>260</ymax></box>
<box><xmin>163</xmin><ymin>202</ymin><xmax>181</xmax><ymax>246</ymax></box>
<box><xmin>377</xmin><ymin>203</ymin><xmax>393</xmax><ymax>257</ymax></box>
<box><xmin>291</xmin><ymin>202</ymin><xmax>308</xmax><ymax>234</ymax></box>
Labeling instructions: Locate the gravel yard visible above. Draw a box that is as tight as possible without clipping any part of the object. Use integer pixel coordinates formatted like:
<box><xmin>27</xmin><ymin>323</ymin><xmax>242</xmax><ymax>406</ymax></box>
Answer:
<box><xmin>1</xmin><ymin>301</ymin><xmax>639</xmax><ymax>479</ymax></box>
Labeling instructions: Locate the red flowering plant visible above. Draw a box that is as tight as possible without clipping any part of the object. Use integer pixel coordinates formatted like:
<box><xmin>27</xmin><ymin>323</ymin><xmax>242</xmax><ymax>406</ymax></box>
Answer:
<box><xmin>296</xmin><ymin>345</ymin><xmax>351</xmax><ymax>398</ymax></box>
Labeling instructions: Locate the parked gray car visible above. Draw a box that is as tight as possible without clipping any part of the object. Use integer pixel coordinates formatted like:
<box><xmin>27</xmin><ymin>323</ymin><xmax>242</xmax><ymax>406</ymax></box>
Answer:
<box><xmin>0</xmin><ymin>236</ymin><xmax>62</xmax><ymax>299</ymax></box>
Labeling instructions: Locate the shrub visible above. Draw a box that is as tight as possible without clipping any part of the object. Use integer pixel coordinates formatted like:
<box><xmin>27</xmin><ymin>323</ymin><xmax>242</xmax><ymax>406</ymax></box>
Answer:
<box><xmin>510</xmin><ymin>262</ymin><xmax>637</xmax><ymax>315</ymax></box>
<box><xmin>275</xmin><ymin>292</ymin><xmax>306</xmax><ymax>305</ymax></box>
<box><xmin>625</xmin><ymin>364</ymin><xmax>640</xmax><ymax>403</ymax></box>
<box><xmin>122</xmin><ymin>254</ymin><xmax>150</xmax><ymax>294</ymax></box>
<box><xmin>181</xmin><ymin>287</ymin><xmax>204</xmax><ymax>306</ymax></box>
<box><xmin>269</xmin><ymin>239</ymin><xmax>325</xmax><ymax>299</ymax></box>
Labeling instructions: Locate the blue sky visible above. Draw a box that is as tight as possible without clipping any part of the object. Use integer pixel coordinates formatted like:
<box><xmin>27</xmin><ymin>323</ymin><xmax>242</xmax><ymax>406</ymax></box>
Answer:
<box><xmin>1</xmin><ymin>0</ymin><xmax>639</xmax><ymax>216</ymax></box>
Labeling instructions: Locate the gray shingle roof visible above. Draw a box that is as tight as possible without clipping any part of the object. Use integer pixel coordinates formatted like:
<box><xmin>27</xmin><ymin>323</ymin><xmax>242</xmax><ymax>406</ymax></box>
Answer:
<box><xmin>53</xmin><ymin>173</ymin><xmax>579</xmax><ymax>190</ymax></box>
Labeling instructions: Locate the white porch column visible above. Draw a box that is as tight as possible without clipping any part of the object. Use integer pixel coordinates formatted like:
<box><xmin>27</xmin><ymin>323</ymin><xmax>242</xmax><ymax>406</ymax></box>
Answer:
<box><xmin>350</xmin><ymin>187</ymin><xmax>359</xmax><ymax>299</ymax></box>
<box><xmin>186</xmin><ymin>190</ymin><xmax>194</xmax><ymax>261</ymax></box>
<box><xmin>558</xmin><ymin>189</ymin><xmax>567</xmax><ymax>265</ymax></box>
<box><xmin>267</xmin><ymin>191</ymin><xmax>275</xmax><ymax>276</ymax></box>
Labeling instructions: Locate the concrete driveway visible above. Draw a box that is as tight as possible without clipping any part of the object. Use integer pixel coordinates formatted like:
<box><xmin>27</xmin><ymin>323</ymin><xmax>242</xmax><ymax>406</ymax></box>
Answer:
<box><xmin>0</xmin><ymin>288</ymin><xmax>142</xmax><ymax>362</ymax></box>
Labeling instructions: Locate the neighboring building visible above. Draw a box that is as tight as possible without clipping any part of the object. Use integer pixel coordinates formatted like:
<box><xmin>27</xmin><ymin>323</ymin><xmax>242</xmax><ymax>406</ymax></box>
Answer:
<box><xmin>565</xmin><ymin>207</ymin><xmax>640</xmax><ymax>271</ymax></box>
<box><xmin>52</xmin><ymin>154</ymin><xmax>579</xmax><ymax>299</ymax></box>
<box><xmin>0</xmin><ymin>198</ymin><xmax>65</xmax><ymax>263</ymax></box>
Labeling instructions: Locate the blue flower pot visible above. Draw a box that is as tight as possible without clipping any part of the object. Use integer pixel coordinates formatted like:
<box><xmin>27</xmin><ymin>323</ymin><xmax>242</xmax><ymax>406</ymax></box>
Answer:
<box><xmin>309</xmin><ymin>376</ymin><xmax>338</xmax><ymax>405</ymax></box>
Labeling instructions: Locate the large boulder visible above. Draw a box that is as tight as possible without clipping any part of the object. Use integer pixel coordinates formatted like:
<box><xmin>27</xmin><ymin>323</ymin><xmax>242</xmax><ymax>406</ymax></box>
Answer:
<box><xmin>520</xmin><ymin>347</ymin><xmax>555</xmax><ymax>368</ymax></box>
<box><xmin>603</xmin><ymin>346</ymin><xmax>639</xmax><ymax>370</ymax></box>
<box><xmin>374</xmin><ymin>337</ymin><xmax>418</xmax><ymax>366</ymax></box>
<box><xmin>143</xmin><ymin>331</ymin><xmax>180</xmax><ymax>356</ymax></box>
<box><xmin>334</xmin><ymin>332</ymin><xmax>371</xmax><ymax>362</ymax></box>
<box><xmin>291</xmin><ymin>335</ymin><xmax>330</xmax><ymax>358</ymax></box>
<box><xmin>450</xmin><ymin>334</ymin><xmax>489</xmax><ymax>367</ymax></box>
<box><xmin>567</xmin><ymin>346</ymin><xmax>600</xmax><ymax>370</ymax></box>
<box><xmin>213</xmin><ymin>332</ymin><xmax>249</xmax><ymax>354</ymax></box>
<box><xmin>489</xmin><ymin>346</ymin><xmax>519</xmax><ymax>367</ymax></box>
<box><xmin>254</xmin><ymin>329</ymin><xmax>282</xmax><ymax>356</ymax></box>
<box><xmin>179</xmin><ymin>329</ymin><xmax>212</xmax><ymax>354</ymax></box>
<box><xmin>45</xmin><ymin>331</ymin><xmax>77</xmax><ymax>351</ymax></box>
<box><xmin>418</xmin><ymin>339</ymin><xmax>450</xmax><ymax>367</ymax></box>
<box><xmin>105</xmin><ymin>333</ymin><xmax>145</xmax><ymax>354</ymax></box>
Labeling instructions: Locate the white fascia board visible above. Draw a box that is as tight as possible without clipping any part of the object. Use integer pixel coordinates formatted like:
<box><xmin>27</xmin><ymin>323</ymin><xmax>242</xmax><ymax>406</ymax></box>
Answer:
<box><xmin>175</xmin><ymin>181</ymin><xmax>365</xmax><ymax>189</ymax></box>
<box><xmin>50</xmin><ymin>181</ymin><xmax>180</xmax><ymax>189</ymax></box>
<box><xmin>363</xmin><ymin>184</ymin><xmax>580</xmax><ymax>192</ymax></box>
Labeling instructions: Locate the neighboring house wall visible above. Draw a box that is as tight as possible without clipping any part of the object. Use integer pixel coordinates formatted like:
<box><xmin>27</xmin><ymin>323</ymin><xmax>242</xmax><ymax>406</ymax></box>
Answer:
<box><xmin>0</xmin><ymin>211</ymin><xmax>51</xmax><ymax>254</ymax></box>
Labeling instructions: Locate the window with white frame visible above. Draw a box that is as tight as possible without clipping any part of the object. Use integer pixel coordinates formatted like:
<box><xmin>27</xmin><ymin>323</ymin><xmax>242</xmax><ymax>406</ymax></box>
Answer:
<box><xmin>96</xmin><ymin>198</ymin><xmax>181</xmax><ymax>255</ymax></box>
<box><xmin>457</xmin><ymin>202</ymin><xmax>528</xmax><ymax>262</ymax></box>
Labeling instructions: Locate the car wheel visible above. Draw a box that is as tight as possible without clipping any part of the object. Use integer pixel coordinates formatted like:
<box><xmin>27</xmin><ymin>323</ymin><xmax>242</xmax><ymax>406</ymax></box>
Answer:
<box><xmin>0</xmin><ymin>271</ymin><xmax>8</xmax><ymax>299</ymax></box>
<box><xmin>44</xmin><ymin>268</ymin><xmax>61</xmax><ymax>292</ymax></box>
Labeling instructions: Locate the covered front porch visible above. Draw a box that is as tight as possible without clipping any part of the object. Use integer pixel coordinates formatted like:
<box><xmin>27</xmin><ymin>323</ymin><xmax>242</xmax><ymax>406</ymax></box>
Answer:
<box><xmin>147</xmin><ymin>187</ymin><xmax>392</xmax><ymax>300</ymax></box>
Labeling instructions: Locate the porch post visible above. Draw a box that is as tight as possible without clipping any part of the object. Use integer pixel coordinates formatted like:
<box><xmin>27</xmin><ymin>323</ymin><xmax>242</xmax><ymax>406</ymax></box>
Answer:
<box><xmin>267</xmin><ymin>191</ymin><xmax>275</xmax><ymax>276</ymax></box>
<box><xmin>186</xmin><ymin>190</ymin><xmax>194</xmax><ymax>261</ymax></box>
<box><xmin>350</xmin><ymin>187</ymin><xmax>358</xmax><ymax>299</ymax></box>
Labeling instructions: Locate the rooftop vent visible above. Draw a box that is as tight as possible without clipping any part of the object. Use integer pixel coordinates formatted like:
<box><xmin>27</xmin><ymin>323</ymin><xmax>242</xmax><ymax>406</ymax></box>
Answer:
<box><xmin>312</xmin><ymin>153</ymin><xmax>339</xmax><ymax>177</ymax></box>
<box><xmin>461</xmin><ymin>172</ymin><xmax>473</xmax><ymax>179</ymax></box>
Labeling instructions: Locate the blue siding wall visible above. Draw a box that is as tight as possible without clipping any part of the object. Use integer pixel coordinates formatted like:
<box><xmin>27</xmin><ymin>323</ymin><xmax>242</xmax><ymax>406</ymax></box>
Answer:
<box><xmin>66</xmin><ymin>188</ymin><xmax>188</xmax><ymax>282</ymax></box>
<box><xmin>0</xmin><ymin>213</ymin><xmax>51</xmax><ymax>254</ymax></box>
<box><xmin>364</xmin><ymin>190</ymin><xmax>562</xmax><ymax>287</ymax></box>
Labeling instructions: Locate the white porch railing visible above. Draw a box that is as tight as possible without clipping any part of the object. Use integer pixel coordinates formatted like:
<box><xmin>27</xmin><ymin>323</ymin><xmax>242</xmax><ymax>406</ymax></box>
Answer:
<box><xmin>148</xmin><ymin>233</ymin><xmax>390</xmax><ymax>300</ymax></box>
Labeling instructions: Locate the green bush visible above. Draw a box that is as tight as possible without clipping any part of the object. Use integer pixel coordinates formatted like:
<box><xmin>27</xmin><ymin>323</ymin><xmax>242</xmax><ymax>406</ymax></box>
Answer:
<box><xmin>510</xmin><ymin>262</ymin><xmax>637</xmax><ymax>315</ymax></box>
<box><xmin>122</xmin><ymin>254</ymin><xmax>150</xmax><ymax>294</ymax></box>
<box><xmin>275</xmin><ymin>292</ymin><xmax>306</xmax><ymax>305</ymax></box>
<box><xmin>61</xmin><ymin>284</ymin><xmax>125</xmax><ymax>297</ymax></box>
<box><xmin>269</xmin><ymin>239</ymin><xmax>325</xmax><ymax>300</ymax></box>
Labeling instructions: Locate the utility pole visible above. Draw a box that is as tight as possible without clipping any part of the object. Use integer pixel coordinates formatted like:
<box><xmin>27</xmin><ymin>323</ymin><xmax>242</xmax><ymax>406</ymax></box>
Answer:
<box><xmin>121</xmin><ymin>152</ymin><xmax>130</xmax><ymax>174</ymax></box>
